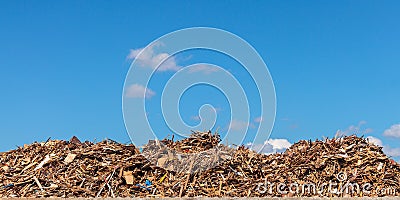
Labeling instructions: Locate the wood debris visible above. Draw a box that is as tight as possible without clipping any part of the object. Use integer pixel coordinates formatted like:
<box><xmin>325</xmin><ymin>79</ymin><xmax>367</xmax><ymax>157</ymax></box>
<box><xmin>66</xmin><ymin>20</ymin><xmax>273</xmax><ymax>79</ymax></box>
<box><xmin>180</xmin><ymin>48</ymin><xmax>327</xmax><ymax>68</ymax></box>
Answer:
<box><xmin>0</xmin><ymin>132</ymin><xmax>399</xmax><ymax>197</ymax></box>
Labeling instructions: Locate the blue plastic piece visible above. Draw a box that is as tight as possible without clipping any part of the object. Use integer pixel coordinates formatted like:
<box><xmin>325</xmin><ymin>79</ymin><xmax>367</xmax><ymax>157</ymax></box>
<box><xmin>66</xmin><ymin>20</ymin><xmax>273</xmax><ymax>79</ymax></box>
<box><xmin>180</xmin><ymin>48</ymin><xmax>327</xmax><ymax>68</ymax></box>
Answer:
<box><xmin>145</xmin><ymin>179</ymin><xmax>152</xmax><ymax>186</ymax></box>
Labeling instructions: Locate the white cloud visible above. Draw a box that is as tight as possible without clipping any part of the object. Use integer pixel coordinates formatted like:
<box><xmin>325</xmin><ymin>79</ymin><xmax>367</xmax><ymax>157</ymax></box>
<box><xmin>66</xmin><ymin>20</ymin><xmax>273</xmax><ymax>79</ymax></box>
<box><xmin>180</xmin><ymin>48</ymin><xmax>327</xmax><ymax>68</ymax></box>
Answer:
<box><xmin>366</xmin><ymin>136</ymin><xmax>400</xmax><ymax>158</ymax></box>
<box><xmin>187</xmin><ymin>64</ymin><xmax>220</xmax><ymax>74</ymax></box>
<box><xmin>383</xmin><ymin>123</ymin><xmax>400</xmax><ymax>138</ymax></box>
<box><xmin>228</xmin><ymin>119</ymin><xmax>255</xmax><ymax>131</ymax></box>
<box><xmin>125</xmin><ymin>84</ymin><xmax>155</xmax><ymax>99</ymax></box>
<box><xmin>254</xmin><ymin>116</ymin><xmax>262</xmax><ymax>123</ymax></box>
<box><xmin>246</xmin><ymin>138</ymin><xmax>292</xmax><ymax>154</ymax></box>
<box><xmin>265</xmin><ymin>138</ymin><xmax>292</xmax><ymax>150</ymax></box>
<box><xmin>127</xmin><ymin>43</ymin><xmax>181</xmax><ymax>72</ymax></box>
<box><xmin>366</xmin><ymin>136</ymin><xmax>383</xmax><ymax>147</ymax></box>
<box><xmin>245</xmin><ymin>142</ymin><xmax>274</xmax><ymax>154</ymax></box>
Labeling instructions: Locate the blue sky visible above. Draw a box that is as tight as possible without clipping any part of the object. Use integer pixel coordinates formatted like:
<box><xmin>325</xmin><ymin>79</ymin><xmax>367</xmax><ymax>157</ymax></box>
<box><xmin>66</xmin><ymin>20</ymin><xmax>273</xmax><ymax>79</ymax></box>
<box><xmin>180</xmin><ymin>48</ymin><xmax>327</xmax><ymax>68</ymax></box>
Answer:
<box><xmin>1</xmin><ymin>1</ymin><xmax>400</xmax><ymax>159</ymax></box>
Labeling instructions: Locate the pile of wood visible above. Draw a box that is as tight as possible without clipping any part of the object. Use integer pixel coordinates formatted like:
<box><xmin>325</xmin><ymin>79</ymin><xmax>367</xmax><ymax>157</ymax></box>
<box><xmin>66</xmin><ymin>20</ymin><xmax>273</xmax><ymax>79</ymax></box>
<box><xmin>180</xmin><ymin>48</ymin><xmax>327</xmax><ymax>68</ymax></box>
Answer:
<box><xmin>142</xmin><ymin>131</ymin><xmax>234</xmax><ymax>174</ymax></box>
<box><xmin>1</xmin><ymin>132</ymin><xmax>399</xmax><ymax>198</ymax></box>
<box><xmin>274</xmin><ymin>135</ymin><xmax>400</xmax><ymax>197</ymax></box>
<box><xmin>161</xmin><ymin>131</ymin><xmax>221</xmax><ymax>153</ymax></box>
<box><xmin>0</xmin><ymin>137</ymin><xmax>160</xmax><ymax>198</ymax></box>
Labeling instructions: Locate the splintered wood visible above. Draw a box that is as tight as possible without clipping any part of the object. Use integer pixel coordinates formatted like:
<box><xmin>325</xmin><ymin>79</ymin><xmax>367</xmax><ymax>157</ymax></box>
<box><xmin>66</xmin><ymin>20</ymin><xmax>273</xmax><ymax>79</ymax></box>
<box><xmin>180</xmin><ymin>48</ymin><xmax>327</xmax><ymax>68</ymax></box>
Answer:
<box><xmin>142</xmin><ymin>131</ymin><xmax>235</xmax><ymax>174</ymax></box>
<box><xmin>1</xmin><ymin>132</ymin><xmax>399</xmax><ymax>197</ymax></box>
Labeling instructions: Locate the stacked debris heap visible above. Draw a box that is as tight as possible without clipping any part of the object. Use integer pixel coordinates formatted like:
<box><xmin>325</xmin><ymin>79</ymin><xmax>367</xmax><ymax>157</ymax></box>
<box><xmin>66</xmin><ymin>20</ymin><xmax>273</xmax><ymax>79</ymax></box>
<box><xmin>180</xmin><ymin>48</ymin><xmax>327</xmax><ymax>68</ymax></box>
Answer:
<box><xmin>1</xmin><ymin>132</ymin><xmax>399</xmax><ymax>198</ymax></box>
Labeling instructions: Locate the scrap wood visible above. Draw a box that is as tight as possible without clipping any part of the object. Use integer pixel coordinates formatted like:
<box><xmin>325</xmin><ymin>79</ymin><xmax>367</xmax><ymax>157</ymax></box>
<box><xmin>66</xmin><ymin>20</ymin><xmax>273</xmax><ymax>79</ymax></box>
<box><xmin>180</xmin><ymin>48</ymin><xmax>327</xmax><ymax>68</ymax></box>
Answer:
<box><xmin>64</xmin><ymin>153</ymin><xmax>77</xmax><ymax>164</ymax></box>
<box><xmin>32</xmin><ymin>176</ymin><xmax>43</xmax><ymax>192</ymax></box>
<box><xmin>0</xmin><ymin>132</ymin><xmax>400</xmax><ymax>197</ymax></box>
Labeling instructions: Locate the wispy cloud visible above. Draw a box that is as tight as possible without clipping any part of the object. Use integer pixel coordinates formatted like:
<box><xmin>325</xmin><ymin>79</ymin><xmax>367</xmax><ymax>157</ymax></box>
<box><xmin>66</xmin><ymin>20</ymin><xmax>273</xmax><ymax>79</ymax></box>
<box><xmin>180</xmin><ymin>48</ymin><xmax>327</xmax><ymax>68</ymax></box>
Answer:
<box><xmin>384</xmin><ymin>146</ymin><xmax>400</xmax><ymax>157</ymax></box>
<box><xmin>213</xmin><ymin>107</ymin><xmax>222</xmax><ymax>113</ymax></box>
<box><xmin>228</xmin><ymin>119</ymin><xmax>255</xmax><ymax>131</ymax></box>
<box><xmin>336</xmin><ymin>120</ymin><xmax>373</xmax><ymax>137</ymax></box>
<box><xmin>187</xmin><ymin>64</ymin><xmax>220</xmax><ymax>74</ymax></box>
<box><xmin>191</xmin><ymin>115</ymin><xmax>201</xmax><ymax>121</ymax></box>
<box><xmin>383</xmin><ymin>123</ymin><xmax>400</xmax><ymax>138</ymax></box>
<box><xmin>127</xmin><ymin>42</ymin><xmax>181</xmax><ymax>72</ymax></box>
<box><xmin>125</xmin><ymin>84</ymin><xmax>155</xmax><ymax>99</ymax></box>
<box><xmin>254</xmin><ymin>116</ymin><xmax>262</xmax><ymax>123</ymax></box>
